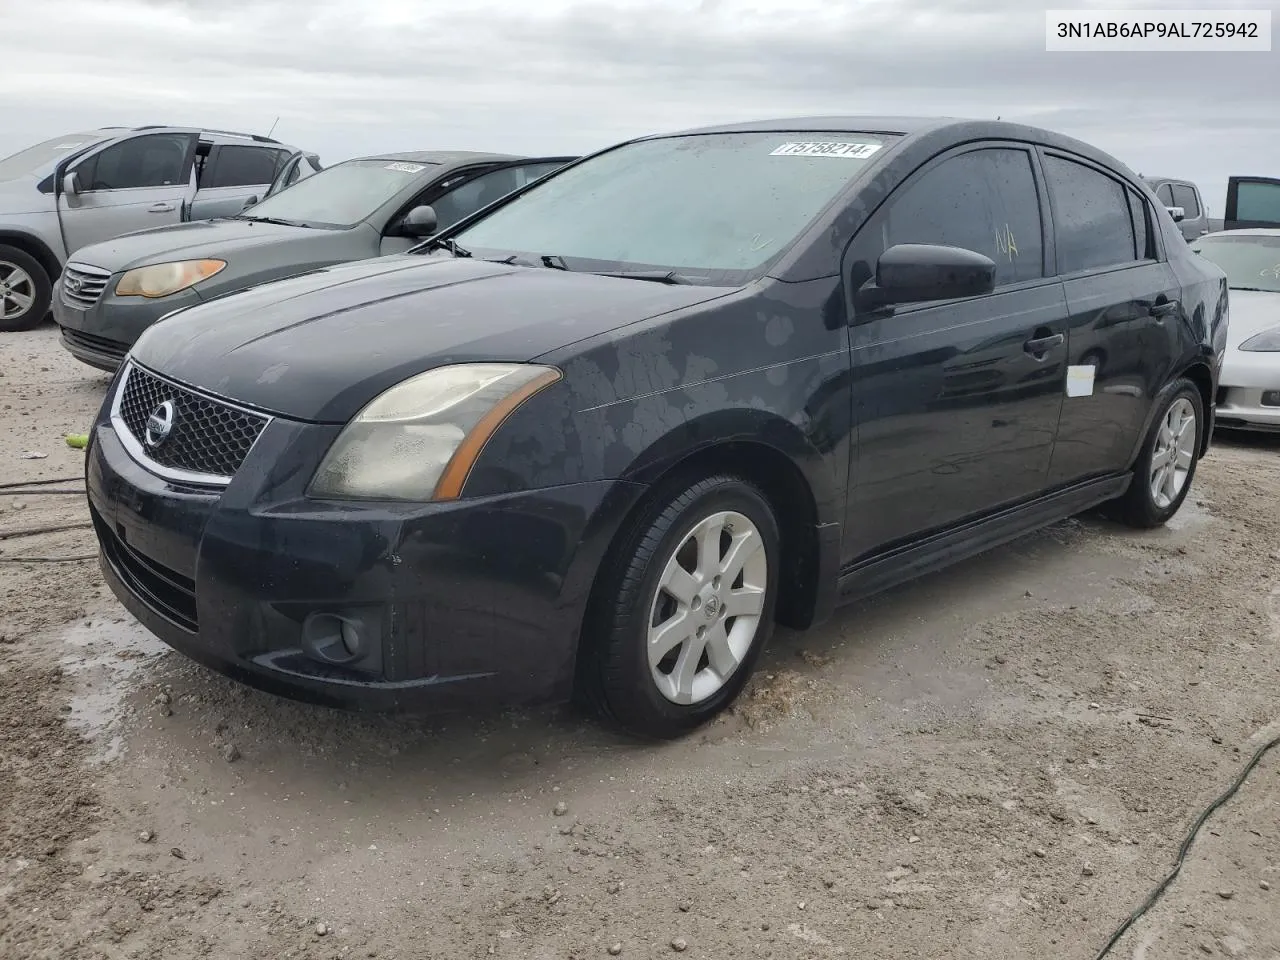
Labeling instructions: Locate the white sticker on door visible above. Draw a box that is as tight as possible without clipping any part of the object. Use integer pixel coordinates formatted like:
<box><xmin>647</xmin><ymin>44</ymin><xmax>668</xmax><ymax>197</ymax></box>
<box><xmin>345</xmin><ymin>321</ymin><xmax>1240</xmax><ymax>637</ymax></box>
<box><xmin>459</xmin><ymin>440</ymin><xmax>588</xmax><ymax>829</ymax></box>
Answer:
<box><xmin>769</xmin><ymin>142</ymin><xmax>883</xmax><ymax>159</ymax></box>
<box><xmin>1066</xmin><ymin>364</ymin><xmax>1096</xmax><ymax>398</ymax></box>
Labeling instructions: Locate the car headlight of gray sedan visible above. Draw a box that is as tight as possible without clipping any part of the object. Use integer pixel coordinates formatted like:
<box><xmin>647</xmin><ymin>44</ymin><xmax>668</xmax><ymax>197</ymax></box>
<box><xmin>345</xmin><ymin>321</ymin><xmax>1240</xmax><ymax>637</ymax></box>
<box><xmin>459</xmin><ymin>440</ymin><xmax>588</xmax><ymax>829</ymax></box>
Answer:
<box><xmin>309</xmin><ymin>363</ymin><xmax>561</xmax><ymax>502</ymax></box>
<box><xmin>115</xmin><ymin>259</ymin><xmax>227</xmax><ymax>298</ymax></box>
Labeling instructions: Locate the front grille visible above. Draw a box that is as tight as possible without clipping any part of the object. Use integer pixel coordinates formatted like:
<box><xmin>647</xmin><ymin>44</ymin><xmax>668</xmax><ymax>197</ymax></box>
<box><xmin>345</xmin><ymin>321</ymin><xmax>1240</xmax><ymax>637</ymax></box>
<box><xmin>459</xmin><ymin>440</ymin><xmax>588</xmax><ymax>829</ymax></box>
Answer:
<box><xmin>60</xmin><ymin>263</ymin><xmax>113</xmax><ymax>309</ymax></box>
<box><xmin>92</xmin><ymin>506</ymin><xmax>198</xmax><ymax>632</ymax></box>
<box><xmin>114</xmin><ymin>363</ymin><xmax>269</xmax><ymax>482</ymax></box>
<box><xmin>60</xmin><ymin>326</ymin><xmax>128</xmax><ymax>363</ymax></box>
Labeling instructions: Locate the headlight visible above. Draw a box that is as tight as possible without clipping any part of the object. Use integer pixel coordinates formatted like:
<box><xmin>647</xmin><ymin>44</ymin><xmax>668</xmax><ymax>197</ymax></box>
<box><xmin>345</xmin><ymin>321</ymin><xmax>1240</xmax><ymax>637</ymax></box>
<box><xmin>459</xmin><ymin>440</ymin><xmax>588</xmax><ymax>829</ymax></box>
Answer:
<box><xmin>1240</xmin><ymin>326</ymin><xmax>1280</xmax><ymax>352</ymax></box>
<box><xmin>115</xmin><ymin>259</ymin><xmax>226</xmax><ymax>298</ymax></box>
<box><xmin>309</xmin><ymin>363</ymin><xmax>561</xmax><ymax>501</ymax></box>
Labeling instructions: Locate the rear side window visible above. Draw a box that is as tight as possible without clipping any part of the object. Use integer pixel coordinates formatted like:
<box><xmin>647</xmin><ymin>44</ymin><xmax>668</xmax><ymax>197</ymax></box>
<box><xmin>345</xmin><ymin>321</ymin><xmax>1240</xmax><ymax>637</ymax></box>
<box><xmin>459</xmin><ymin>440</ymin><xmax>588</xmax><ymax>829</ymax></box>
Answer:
<box><xmin>1044</xmin><ymin>155</ymin><xmax>1137</xmax><ymax>273</ymax></box>
<box><xmin>1127</xmin><ymin>189</ymin><xmax>1152</xmax><ymax>260</ymax></box>
<box><xmin>1170</xmin><ymin>183</ymin><xmax>1200</xmax><ymax>217</ymax></box>
<box><xmin>207</xmin><ymin>146</ymin><xmax>282</xmax><ymax>188</ymax></box>
<box><xmin>1237</xmin><ymin>181</ymin><xmax>1280</xmax><ymax>222</ymax></box>
<box><xmin>872</xmin><ymin>147</ymin><xmax>1045</xmax><ymax>286</ymax></box>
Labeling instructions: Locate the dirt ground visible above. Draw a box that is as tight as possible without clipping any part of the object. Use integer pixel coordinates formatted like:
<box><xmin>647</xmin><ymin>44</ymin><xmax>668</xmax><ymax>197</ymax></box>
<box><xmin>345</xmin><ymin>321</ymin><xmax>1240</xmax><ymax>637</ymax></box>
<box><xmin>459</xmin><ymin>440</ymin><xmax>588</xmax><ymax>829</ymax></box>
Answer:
<box><xmin>2</xmin><ymin>324</ymin><xmax>1280</xmax><ymax>960</ymax></box>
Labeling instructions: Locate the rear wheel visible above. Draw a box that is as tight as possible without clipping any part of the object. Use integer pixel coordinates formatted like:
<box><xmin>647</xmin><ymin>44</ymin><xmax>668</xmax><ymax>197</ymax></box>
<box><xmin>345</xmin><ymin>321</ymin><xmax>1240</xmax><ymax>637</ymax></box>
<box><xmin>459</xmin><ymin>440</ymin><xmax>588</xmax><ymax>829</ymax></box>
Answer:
<box><xmin>0</xmin><ymin>245</ymin><xmax>51</xmax><ymax>332</ymax></box>
<box><xmin>581</xmin><ymin>475</ymin><xmax>780</xmax><ymax>739</ymax></box>
<box><xmin>1113</xmin><ymin>378</ymin><xmax>1204</xmax><ymax>528</ymax></box>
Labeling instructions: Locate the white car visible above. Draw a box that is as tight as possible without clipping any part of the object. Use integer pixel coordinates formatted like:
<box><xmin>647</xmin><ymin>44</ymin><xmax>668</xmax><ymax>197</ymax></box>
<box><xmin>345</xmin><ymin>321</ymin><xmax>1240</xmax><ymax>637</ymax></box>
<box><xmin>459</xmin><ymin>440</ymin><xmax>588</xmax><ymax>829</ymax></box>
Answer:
<box><xmin>1191</xmin><ymin>229</ymin><xmax>1280</xmax><ymax>433</ymax></box>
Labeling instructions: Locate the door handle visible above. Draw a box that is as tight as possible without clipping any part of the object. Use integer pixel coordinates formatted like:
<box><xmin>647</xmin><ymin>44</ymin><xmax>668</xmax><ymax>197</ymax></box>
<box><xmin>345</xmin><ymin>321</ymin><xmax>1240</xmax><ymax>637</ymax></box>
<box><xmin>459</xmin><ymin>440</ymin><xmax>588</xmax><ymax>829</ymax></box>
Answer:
<box><xmin>1149</xmin><ymin>299</ymin><xmax>1179</xmax><ymax>319</ymax></box>
<box><xmin>148</xmin><ymin>202</ymin><xmax>175</xmax><ymax>213</ymax></box>
<box><xmin>1023</xmin><ymin>332</ymin><xmax>1064</xmax><ymax>356</ymax></box>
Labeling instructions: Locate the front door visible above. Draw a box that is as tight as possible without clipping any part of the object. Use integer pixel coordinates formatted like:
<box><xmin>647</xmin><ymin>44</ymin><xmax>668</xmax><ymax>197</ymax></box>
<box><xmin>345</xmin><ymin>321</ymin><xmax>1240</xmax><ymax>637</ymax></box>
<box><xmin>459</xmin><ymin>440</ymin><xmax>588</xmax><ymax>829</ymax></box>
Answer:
<box><xmin>59</xmin><ymin>133</ymin><xmax>196</xmax><ymax>255</ymax></box>
<box><xmin>842</xmin><ymin>143</ymin><xmax>1070</xmax><ymax>562</ymax></box>
<box><xmin>1040</xmin><ymin>152</ymin><xmax>1181</xmax><ymax>486</ymax></box>
<box><xmin>1226</xmin><ymin>176</ymin><xmax>1280</xmax><ymax>230</ymax></box>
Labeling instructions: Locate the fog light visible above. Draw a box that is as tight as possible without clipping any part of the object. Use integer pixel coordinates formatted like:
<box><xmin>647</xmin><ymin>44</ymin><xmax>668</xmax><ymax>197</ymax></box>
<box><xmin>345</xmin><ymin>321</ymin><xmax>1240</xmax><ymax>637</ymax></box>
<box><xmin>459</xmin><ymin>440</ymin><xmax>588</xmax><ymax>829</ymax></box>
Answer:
<box><xmin>302</xmin><ymin>610</ymin><xmax>380</xmax><ymax>670</ymax></box>
<box><xmin>1262</xmin><ymin>390</ymin><xmax>1280</xmax><ymax>408</ymax></box>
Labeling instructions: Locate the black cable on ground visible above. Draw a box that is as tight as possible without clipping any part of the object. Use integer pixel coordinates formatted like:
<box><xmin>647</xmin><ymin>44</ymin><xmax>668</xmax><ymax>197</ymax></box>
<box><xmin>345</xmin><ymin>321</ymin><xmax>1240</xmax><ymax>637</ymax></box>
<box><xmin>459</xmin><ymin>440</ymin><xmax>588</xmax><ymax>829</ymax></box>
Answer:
<box><xmin>0</xmin><ymin>477</ymin><xmax>83</xmax><ymax>490</ymax></box>
<box><xmin>0</xmin><ymin>554</ymin><xmax>96</xmax><ymax>563</ymax></box>
<box><xmin>0</xmin><ymin>523</ymin><xmax>93</xmax><ymax>541</ymax></box>
<box><xmin>1092</xmin><ymin>729</ymin><xmax>1280</xmax><ymax>960</ymax></box>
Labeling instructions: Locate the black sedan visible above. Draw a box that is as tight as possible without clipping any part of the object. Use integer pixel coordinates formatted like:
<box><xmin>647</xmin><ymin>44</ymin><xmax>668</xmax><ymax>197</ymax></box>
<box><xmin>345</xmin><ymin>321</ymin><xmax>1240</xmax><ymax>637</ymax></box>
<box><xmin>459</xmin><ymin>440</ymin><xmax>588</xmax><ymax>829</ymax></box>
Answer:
<box><xmin>85</xmin><ymin>116</ymin><xmax>1228</xmax><ymax>738</ymax></box>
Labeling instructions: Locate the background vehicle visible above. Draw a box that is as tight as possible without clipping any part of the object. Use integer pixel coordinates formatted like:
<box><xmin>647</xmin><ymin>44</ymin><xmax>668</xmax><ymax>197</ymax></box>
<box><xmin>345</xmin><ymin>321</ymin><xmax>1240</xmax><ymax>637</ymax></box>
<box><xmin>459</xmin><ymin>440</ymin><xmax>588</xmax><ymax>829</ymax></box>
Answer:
<box><xmin>54</xmin><ymin>150</ymin><xmax>575</xmax><ymax>370</ymax></box>
<box><xmin>86</xmin><ymin>116</ymin><xmax>1226</xmax><ymax>740</ymax></box>
<box><xmin>1191</xmin><ymin>228</ymin><xmax>1280</xmax><ymax>432</ymax></box>
<box><xmin>1225</xmin><ymin>176</ymin><xmax>1280</xmax><ymax>231</ymax></box>
<box><xmin>1142</xmin><ymin>176</ymin><xmax>1209</xmax><ymax>241</ymax></box>
<box><xmin>0</xmin><ymin>125</ymin><xmax>318</xmax><ymax>331</ymax></box>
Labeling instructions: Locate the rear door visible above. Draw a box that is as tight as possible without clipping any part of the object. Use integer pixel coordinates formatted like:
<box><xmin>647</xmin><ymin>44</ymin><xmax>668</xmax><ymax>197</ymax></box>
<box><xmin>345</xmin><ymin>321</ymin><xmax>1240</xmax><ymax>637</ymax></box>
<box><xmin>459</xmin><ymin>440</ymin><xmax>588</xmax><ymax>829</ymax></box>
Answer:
<box><xmin>1226</xmin><ymin>176</ymin><xmax>1280</xmax><ymax>230</ymax></box>
<box><xmin>58</xmin><ymin>132</ymin><xmax>196</xmax><ymax>254</ymax></box>
<box><xmin>1042</xmin><ymin>151</ymin><xmax>1180</xmax><ymax>487</ymax></box>
<box><xmin>190</xmin><ymin>144</ymin><xmax>288</xmax><ymax>219</ymax></box>
<box><xmin>842</xmin><ymin>142</ymin><xmax>1070</xmax><ymax>559</ymax></box>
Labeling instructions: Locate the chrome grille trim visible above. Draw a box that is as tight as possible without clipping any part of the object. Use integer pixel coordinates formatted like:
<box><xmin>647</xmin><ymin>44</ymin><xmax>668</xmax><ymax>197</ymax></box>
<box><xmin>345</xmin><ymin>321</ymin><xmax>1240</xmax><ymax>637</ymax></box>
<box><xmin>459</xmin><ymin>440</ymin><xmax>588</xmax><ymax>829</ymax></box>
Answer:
<box><xmin>60</xmin><ymin>262</ymin><xmax>113</xmax><ymax>310</ymax></box>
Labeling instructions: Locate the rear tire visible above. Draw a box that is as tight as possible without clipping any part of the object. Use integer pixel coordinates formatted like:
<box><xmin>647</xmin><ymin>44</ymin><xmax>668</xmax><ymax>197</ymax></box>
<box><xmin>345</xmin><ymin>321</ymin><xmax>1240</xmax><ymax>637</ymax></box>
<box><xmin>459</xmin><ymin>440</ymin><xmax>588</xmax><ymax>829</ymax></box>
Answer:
<box><xmin>1113</xmin><ymin>378</ymin><xmax>1204</xmax><ymax>529</ymax></box>
<box><xmin>0</xmin><ymin>245</ymin><xmax>52</xmax><ymax>332</ymax></box>
<box><xmin>580</xmin><ymin>474</ymin><xmax>781</xmax><ymax>739</ymax></box>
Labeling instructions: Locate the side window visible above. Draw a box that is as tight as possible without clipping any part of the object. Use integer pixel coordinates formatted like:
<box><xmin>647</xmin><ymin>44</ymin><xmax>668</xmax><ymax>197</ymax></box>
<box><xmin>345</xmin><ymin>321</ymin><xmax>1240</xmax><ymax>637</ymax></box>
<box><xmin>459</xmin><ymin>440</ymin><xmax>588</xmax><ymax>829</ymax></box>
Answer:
<box><xmin>1127</xmin><ymin>189</ymin><xmax>1152</xmax><ymax>260</ymax></box>
<box><xmin>207</xmin><ymin>146</ymin><xmax>281</xmax><ymax>188</ymax></box>
<box><xmin>1236</xmin><ymin>181</ymin><xmax>1280</xmax><ymax>222</ymax></box>
<box><xmin>74</xmin><ymin>134</ymin><xmax>190</xmax><ymax>190</ymax></box>
<box><xmin>1043</xmin><ymin>155</ymin><xmax>1137</xmax><ymax>274</ymax></box>
<box><xmin>1155</xmin><ymin>183</ymin><xmax>1175</xmax><ymax>206</ymax></box>
<box><xmin>428</xmin><ymin>167</ymin><xmax>524</xmax><ymax>231</ymax></box>
<box><xmin>1170</xmin><ymin>183</ymin><xmax>1200</xmax><ymax>218</ymax></box>
<box><xmin>863</xmin><ymin>147</ymin><xmax>1045</xmax><ymax>288</ymax></box>
<box><xmin>514</xmin><ymin>161</ymin><xmax>568</xmax><ymax>186</ymax></box>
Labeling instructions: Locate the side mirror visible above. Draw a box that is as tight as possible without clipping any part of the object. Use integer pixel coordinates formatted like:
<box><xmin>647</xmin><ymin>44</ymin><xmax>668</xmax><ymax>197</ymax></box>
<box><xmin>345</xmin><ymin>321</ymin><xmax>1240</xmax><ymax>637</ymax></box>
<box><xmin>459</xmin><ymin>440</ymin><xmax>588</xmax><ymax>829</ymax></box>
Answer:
<box><xmin>1166</xmin><ymin>206</ymin><xmax>1186</xmax><ymax>223</ymax></box>
<box><xmin>400</xmin><ymin>205</ymin><xmax>438</xmax><ymax>239</ymax></box>
<box><xmin>62</xmin><ymin>172</ymin><xmax>81</xmax><ymax>196</ymax></box>
<box><xmin>860</xmin><ymin>243</ymin><xmax>996</xmax><ymax>309</ymax></box>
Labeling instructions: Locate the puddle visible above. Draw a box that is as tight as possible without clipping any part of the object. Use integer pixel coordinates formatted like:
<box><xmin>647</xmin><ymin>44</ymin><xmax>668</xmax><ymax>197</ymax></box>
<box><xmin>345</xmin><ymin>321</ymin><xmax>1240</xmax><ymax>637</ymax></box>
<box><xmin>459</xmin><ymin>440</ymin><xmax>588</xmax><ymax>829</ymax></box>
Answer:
<box><xmin>59</xmin><ymin>616</ymin><xmax>168</xmax><ymax>763</ymax></box>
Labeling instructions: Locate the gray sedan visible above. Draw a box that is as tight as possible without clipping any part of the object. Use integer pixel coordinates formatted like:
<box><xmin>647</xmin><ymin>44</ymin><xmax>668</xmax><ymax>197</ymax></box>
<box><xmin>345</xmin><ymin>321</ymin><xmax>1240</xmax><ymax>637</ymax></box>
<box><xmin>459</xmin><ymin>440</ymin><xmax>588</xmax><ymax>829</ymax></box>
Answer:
<box><xmin>53</xmin><ymin>150</ymin><xmax>574</xmax><ymax>371</ymax></box>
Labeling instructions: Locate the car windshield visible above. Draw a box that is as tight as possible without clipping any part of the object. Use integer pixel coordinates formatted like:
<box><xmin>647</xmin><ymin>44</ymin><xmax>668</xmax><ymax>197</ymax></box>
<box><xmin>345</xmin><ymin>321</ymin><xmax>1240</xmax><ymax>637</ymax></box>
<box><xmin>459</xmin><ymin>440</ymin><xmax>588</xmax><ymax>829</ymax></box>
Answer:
<box><xmin>0</xmin><ymin>132</ymin><xmax>109</xmax><ymax>181</ymax></box>
<box><xmin>240</xmin><ymin>158</ymin><xmax>436</xmax><ymax>228</ymax></box>
<box><xmin>451</xmin><ymin>131</ymin><xmax>897</xmax><ymax>281</ymax></box>
<box><xmin>1191</xmin><ymin>234</ymin><xmax>1280</xmax><ymax>292</ymax></box>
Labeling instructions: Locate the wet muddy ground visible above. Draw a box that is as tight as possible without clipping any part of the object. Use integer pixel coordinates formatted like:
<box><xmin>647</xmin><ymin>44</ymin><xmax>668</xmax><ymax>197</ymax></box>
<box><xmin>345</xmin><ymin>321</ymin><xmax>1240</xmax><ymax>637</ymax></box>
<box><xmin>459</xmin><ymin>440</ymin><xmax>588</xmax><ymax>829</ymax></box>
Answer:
<box><xmin>3</xmin><ymin>324</ymin><xmax>1280</xmax><ymax>959</ymax></box>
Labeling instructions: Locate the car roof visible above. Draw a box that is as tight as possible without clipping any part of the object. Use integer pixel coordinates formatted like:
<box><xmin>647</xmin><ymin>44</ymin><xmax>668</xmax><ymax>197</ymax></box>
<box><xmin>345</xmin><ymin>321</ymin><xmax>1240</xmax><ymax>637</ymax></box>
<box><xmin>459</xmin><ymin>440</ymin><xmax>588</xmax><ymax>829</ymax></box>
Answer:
<box><xmin>661</xmin><ymin>115</ymin><xmax>961</xmax><ymax>137</ymax></box>
<box><xmin>352</xmin><ymin>150</ymin><xmax>528</xmax><ymax>167</ymax></box>
<box><xmin>1199</xmin><ymin>227</ymin><xmax>1280</xmax><ymax>239</ymax></box>
<box><xmin>86</xmin><ymin>125</ymin><xmax>305</xmax><ymax>151</ymax></box>
<box><xmin>1142</xmin><ymin>176</ymin><xmax>1195</xmax><ymax>186</ymax></box>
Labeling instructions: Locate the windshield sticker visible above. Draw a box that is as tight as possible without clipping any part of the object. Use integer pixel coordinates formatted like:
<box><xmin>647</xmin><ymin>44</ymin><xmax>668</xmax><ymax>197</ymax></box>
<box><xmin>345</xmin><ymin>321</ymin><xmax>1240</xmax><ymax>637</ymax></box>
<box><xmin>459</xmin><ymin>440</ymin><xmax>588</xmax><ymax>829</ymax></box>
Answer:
<box><xmin>770</xmin><ymin>142</ymin><xmax>883</xmax><ymax>159</ymax></box>
<box><xmin>1262</xmin><ymin>264</ymin><xmax>1280</xmax><ymax>280</ymax></box>
<box><xmin>384</xmin><ymin>162</ymin><xmax>426</xmax><ymax>174</ymax></box>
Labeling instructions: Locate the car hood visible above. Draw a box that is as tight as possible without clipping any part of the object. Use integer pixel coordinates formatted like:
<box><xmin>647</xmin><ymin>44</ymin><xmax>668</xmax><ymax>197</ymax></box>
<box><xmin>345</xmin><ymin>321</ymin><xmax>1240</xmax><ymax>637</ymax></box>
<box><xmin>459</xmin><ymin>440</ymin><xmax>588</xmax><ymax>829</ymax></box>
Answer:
<box><xmin>69</xmin><ymin>218</ymin><xmax>319</xmax><ymax>273</ymax></box>
<box><xmin>131</xmin><ymin>254</ymin><xmax>733</xmax><ymax>422</ymax></box>
<box><xmin>1225</xmin><ymin>289</ymin><xmax>1280</xmax><ymax>349</ymax></box>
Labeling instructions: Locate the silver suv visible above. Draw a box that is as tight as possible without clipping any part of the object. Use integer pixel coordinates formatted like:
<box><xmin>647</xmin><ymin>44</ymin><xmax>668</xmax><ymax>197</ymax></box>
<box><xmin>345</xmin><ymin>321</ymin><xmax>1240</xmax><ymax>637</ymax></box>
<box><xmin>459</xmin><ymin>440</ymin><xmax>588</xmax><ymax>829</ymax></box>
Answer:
<box><xmin>0</xmin><ymin>126</ymin><xmax>319</xmax><ymax>331</ymax></box>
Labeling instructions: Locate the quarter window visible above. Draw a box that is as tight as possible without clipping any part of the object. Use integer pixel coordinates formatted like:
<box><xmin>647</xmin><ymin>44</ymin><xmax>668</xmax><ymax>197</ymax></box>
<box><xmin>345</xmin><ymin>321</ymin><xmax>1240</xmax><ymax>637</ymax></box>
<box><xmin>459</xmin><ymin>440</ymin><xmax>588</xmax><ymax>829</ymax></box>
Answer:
<box><xmin>1044</xmin><ymin>155</ymin><xmax>1138</xmax><ymax>273</ymax></box>
<box><xmin>1127</xmin><ymin>189</ymin><xmax>1152</xmax><ymax>260</ymax></box>
<box><xmin>862</xmin><ymin>147</ymin><xmax>1046</xmax><ymax>288</ymax></box>
<box><xmin>74</xmin><ymin>134</ymin><xmax>191</xmax><ymax>190</ymax></box>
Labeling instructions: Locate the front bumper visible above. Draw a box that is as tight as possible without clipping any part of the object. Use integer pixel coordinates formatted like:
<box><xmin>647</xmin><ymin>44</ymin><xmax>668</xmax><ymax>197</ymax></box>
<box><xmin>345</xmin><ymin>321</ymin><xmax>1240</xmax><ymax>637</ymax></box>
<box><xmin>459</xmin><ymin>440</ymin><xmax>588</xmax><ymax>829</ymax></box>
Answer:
<box><xmin>53</xmin><ymin>276</ymin><xmax>201</xmax><ymax>372</ymax></box>
<box><xmin>86</xmin><ymin>410</ymin><xmax>644</xmax><ymax>713</ymax></box>
<box><xmin>1216</xmin><ymin>352</ymin><xmax>1280</xmax><ymax>432</ymax></box>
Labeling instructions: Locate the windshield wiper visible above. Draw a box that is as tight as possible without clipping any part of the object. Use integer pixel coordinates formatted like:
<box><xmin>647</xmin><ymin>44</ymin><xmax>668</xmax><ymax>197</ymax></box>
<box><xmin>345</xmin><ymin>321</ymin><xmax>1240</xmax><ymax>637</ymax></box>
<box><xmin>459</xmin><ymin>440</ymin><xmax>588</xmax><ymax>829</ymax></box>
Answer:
<box><xmin>419</xmin><ymin>236</ymin><xmax>472</xmax><ymax>258</ymax></box>
<box><xmin>590</xmin><ymin>269</ymin><xmax>691</xmax><ymax>284</ymax></box>
<box><xmin>1232</xmin><ymin>285</ymin><xmax>1270</xmax><ymax>292</ymax></box>
<box><xmin>236</xmin><ymin>215</ymin><xmax>310</xmax><ymax>228</ymax></box>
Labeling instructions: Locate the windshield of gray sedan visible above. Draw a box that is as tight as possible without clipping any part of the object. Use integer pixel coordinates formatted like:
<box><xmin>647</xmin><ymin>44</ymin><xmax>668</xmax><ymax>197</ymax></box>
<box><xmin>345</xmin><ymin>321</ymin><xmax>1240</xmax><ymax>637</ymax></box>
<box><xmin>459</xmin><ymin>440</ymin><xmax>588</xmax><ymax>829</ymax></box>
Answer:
<box><xmin>452</xmin><ymin>132</ymin><xmax>897</xmax><ymax>278</ymax></box>
<box><xmin>242</xmin><ymin>158</ymin><xmax>436</xmax><ymax>227</ymax></box>
<box><xmin>1192</xmin><ymin>235</ymin><xmax>1280</xmax><ymax>292</ymax></box>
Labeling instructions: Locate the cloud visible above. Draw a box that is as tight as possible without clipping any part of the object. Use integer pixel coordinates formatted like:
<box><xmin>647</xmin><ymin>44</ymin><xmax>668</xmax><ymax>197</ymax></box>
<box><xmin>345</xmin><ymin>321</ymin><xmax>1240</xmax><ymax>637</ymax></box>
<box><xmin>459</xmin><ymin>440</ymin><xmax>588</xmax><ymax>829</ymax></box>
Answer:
<box><xmin>3</xmin><ymin>0</ymin><xmax>1277</xmax><ymax>214</ymax></box>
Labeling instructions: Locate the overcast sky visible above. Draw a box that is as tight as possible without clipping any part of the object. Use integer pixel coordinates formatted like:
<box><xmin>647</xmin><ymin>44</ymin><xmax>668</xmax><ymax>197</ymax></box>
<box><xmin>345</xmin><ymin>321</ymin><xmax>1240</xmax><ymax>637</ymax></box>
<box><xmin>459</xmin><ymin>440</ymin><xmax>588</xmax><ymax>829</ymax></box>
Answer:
<box><xmin>3</xmin><ymin>0</ymin><xmax>1276</xmax><ymax>216</ymax></box>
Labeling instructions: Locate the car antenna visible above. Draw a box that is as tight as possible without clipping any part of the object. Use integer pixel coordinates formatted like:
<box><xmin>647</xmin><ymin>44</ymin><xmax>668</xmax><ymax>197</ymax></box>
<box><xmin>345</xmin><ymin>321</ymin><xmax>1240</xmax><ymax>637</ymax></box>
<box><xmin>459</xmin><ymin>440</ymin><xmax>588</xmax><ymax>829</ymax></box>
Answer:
<box><xmin>266</xmin><ymin>116</ymin><xmax>280</xmax><ymax>139</ymax></box>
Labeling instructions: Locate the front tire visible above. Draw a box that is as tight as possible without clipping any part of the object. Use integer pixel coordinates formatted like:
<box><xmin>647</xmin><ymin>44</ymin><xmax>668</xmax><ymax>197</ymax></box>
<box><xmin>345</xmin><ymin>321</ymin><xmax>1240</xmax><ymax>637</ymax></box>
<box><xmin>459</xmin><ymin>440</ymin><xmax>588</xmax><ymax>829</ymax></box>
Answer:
<box><xmin>581</xmin><ymin>474</ymin><xmax>781</xmax><ymax>739</ymax></box>
<box><xmin>0</xmin><ymin>245</ymin><xmax>52</xmax><ymax>332</ymax></box>
<box><xmin>1114</xmin><ymin>378</ymin><xmax>1204</xmax><ymax>529</ymax></box>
